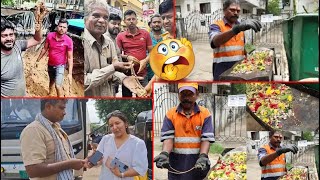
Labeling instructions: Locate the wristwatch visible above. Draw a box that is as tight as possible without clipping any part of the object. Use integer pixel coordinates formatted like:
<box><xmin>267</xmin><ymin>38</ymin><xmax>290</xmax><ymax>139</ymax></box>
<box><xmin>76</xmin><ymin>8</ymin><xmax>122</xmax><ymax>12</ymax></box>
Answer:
<box><xmin>121</xmin><ymin>172</ymin><xmax>124</xmax><ymax>178</ymax></box>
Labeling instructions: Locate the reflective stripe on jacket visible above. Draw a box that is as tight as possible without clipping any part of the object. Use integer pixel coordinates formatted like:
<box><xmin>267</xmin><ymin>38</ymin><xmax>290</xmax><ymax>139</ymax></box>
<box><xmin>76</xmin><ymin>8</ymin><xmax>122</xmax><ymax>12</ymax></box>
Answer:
<box><xmin>261</xmin><ymin>144</ymin><xmax>286</xmax><ymax>178</ymax></box>
<box><xmin>213</xmin><ymin>20</ymin><xmax>245</xmax><ymax>63</ymax></box>
<box><xmin>167</xmin><ymin>106</ymin><xmax>213</xmax><ymax>155</ymax></box>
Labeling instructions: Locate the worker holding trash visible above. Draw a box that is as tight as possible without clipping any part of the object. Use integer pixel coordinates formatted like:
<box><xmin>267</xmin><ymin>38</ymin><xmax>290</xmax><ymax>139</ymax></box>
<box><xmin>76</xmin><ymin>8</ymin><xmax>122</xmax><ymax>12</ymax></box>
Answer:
<box><xmin>154</xmin><ymin>82</ymin><xmax>215</xmax><ymax>180</ymax></box>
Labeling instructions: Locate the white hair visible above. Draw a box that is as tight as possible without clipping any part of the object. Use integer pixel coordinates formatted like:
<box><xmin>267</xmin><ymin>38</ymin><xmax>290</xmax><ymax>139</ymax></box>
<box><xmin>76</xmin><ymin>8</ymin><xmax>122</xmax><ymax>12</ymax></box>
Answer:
<box><xmin>84</xmin><ymin>0</ymin><xmax>110</xmax><ymax>18</ymax></box>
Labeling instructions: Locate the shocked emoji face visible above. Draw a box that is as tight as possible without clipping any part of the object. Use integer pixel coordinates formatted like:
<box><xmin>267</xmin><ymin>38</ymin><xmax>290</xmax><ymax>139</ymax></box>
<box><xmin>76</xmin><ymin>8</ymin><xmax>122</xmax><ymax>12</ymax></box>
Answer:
<box><xmin>150</xmin><ymin>38</ymin><xmax>195</xmax><ymax>81</ymax></box>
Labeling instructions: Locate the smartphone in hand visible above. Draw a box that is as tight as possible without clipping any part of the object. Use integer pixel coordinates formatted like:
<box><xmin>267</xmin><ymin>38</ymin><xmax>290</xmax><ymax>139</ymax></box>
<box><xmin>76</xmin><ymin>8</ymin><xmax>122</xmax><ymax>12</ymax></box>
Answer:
<box><xmin>110</xmin><ymin>157</ymin><xmax>129</xmax><ymax>173</ymax></box>
<box><xmin>88</xmin><ymin>150</ymin><xmax>103</xmax><ymax>166</ymax></box>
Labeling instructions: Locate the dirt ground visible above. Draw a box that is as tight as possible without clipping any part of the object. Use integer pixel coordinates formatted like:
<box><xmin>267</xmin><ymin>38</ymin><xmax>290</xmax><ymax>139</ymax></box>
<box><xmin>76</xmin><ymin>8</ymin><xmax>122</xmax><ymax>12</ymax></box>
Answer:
<box><xmin>23</xmin><ymin>46</ymin><xmax>84</xmax><ymax>97</ymax></box>
<box><xmin>82</xmin><ymin>165</ymin><xmax>101</xmax><ymax>179</ymax></box>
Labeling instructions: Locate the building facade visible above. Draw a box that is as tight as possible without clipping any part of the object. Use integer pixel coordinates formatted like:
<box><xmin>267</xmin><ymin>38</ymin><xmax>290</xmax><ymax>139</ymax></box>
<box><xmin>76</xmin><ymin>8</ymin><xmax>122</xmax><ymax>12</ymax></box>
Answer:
<box><xmin>175</xmin><ymin>0</ymin><xmax>266</xmax><ymax>18</ymax></box>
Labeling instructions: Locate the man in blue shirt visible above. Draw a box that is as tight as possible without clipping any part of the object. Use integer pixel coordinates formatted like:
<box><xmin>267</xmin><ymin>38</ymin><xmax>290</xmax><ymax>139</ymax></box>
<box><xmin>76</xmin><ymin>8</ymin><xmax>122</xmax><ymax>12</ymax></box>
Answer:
<box><xmin>147</xmin><ymin>14</ymin><xmax>163</xmax><ymax>81</ymax></box>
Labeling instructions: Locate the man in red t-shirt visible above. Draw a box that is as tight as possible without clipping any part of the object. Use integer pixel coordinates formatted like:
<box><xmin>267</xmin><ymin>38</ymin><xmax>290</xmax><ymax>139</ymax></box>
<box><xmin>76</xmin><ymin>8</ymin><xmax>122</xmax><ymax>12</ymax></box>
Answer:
<box><xmin>37</xmin><ymin>18</ymin><xmax>73</xmax><ymax>97</ymax></box>
<box><xmin>116</xmin><ymin>10</ymin><xmax>153</xmax><ymax>97</ymax></box>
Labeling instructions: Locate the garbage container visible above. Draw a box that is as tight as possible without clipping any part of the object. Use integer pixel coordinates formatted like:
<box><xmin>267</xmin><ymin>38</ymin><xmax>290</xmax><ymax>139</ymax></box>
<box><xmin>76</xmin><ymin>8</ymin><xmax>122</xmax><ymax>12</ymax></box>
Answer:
<box><xmin>285</xmin><ymin>14</ymin><xmax>319</xmax><ymax>82</ymax></box>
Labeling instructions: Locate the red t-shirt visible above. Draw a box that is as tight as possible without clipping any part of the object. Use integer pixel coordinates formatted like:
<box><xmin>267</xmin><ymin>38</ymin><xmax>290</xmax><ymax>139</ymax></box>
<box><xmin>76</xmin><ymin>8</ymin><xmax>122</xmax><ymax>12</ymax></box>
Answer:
<box><xmin>116</xmin><ymin>28</ymin><xmax>152</xmax><ymax>76</ymax></box>
<box><xmin>46</xmin><ymin>32</ymin><xmax>73</xmax><ymax>66</ymax></box>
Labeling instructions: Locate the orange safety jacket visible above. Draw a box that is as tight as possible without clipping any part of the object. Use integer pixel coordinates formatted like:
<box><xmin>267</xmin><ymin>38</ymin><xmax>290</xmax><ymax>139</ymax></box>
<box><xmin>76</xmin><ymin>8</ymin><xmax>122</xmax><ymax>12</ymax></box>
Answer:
<box><xmin>163</xmin><ymin>105</ymin><xmax>214</xmax><ymax>155</ymax></box>
<box><xmin>261</xmin><ymin>144</ymin><xmax>286</xmax><ymax>178</ymax></box>
<box><xmin>213</xmin><ymin>19</ymin><xmax>245</xmax><ymax>63</ymax></box>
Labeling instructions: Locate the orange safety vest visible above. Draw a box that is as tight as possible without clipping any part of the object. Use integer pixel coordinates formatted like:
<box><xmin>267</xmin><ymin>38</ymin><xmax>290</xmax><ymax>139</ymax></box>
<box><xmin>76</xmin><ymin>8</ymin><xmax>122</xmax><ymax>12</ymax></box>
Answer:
<box><xmin>213</xmin><ymin>20</ymin><xmax>245</xmax><ymax>63</ymax></box>
<box><xmin>166</xmin><ymin>106</ymin><xmax>212</xmax><ymax>154</ymax></box>
<box><xmin>261</xmin><ymin>144</ymin><xmax>286</xmax><ymax>178</ymax></box>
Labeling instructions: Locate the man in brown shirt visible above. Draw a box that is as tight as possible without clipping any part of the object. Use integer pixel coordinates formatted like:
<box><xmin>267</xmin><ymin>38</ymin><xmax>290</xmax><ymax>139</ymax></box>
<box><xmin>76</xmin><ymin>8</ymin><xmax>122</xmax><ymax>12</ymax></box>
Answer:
<box><xmin>20</xmin><ymin>99</ymin><xmax>86</xmax><ymax>179</ymax></box>
<box><xmin>84</xmin><ymin>0</ymin><xmax>143</xmax><ymax>97</ymax></box>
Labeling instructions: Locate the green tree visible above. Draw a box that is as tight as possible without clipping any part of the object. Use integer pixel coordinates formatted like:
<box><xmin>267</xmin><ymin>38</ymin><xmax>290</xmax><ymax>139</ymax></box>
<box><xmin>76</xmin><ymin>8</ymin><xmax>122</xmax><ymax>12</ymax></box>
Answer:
<box><xmin>95</xmin><ymin>99</ymin><xmax>152</xmax><ymax>125</ymax></box>
<box><xmin>1</xmin><ymin>0</ymin><xmax>15</xmax><ymax>6</ymax></box>
<box><xmin>90</xmin><ymin>123</ymin><xmax>107</xmax><ymax>134</ymax></box>
<box><xmin>302</xmin><ymin>131</ymin><xmax>314</xmax><ymax>141</ymax></box>
<box><xmin>267</xmin><ymin>0</ymin><xmax>281</xmax><ymax>15</ymax></box>
<box><xmin>231</xmin><ymin>84</ymin><xmax>247</xmax><ymax>94</ymax></box>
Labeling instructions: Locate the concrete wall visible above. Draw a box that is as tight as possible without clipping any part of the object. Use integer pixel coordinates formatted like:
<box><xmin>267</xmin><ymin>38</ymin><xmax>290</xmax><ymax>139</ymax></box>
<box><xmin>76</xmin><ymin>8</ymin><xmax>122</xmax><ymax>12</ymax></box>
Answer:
<box><xmin>176</xmin><ymin>0</ymin><xmax>222</xmax><ymax>18</ymax></box>
<box><xmin>296</xmin><ymin>0</ymin><xmax>318</xmax><ymax>14</ymax></box>
<box><xmin>176</xmin><ymin>0</ymin><xmax>266</xmax><ymax>18</ymax></box>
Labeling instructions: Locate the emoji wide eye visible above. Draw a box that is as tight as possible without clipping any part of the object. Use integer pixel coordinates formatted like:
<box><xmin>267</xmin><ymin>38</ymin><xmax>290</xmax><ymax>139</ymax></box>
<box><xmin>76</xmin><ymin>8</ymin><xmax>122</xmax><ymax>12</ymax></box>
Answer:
<box><xmin>157</xmin><ymin>44</ymin><xmax>168</xmax><ymax>55</ymax></box>
<box><xmin>169</xmin><ymin>41</ymin><xmax>179</xmax><ymax>52</ymax></box>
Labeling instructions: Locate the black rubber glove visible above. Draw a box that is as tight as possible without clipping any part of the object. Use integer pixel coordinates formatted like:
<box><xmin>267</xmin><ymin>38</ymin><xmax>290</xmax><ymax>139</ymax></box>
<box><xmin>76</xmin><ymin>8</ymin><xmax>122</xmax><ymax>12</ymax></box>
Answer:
<box><xmin>194</xmin><ymin>153</ymin><xmax>211</xmax><ymax>171</ymax></box>
<box><xmin>154</xmin><ymin>151</ymin><xmax>170</xmax><ymax>169</ymax></box>
<box><xmin>232</xmin><ymin>19</ymin><xmax>262</xmax><ymax>34</ymax></box>
<box><xmin>276</xmin><ymin>144</ymin><xmax>298</xmax><ymax>156</ymax></box>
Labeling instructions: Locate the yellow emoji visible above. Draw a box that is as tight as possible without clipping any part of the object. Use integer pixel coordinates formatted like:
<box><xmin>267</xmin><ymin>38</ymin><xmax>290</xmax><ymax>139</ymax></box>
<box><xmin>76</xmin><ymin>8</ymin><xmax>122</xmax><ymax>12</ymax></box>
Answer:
<box><xmin>150</xmin><ymin>38</ymin><xmax>195</xmax><ymax>81</ymax></box>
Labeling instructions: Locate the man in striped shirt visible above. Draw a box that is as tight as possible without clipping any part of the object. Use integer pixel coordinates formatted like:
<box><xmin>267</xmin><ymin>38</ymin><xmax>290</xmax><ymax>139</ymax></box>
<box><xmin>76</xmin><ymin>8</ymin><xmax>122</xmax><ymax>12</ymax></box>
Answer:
<box><xmin>154</xmin><ymin>83</ymin><xmax>215</xmax><ymax>180</ymax></box>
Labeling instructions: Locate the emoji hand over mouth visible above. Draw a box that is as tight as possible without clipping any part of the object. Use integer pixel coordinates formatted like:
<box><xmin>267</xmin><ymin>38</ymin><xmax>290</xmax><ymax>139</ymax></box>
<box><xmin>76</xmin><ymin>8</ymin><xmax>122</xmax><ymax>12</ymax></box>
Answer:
<box><xmin>161</xmin><ymin>64</ymin><xmax>178</xmax><ymax>80</ymax></box>
<box><xmin>150</xmin><ymin>38</ymin><xmax>195</xmax><ymax>81</ymax></box>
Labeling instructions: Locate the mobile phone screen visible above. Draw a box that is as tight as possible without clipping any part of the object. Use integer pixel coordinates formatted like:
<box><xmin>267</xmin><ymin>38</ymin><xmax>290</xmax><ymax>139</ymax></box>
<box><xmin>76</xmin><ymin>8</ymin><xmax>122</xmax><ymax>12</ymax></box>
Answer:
<box><xmin>88</xmin><ymin>150</ymin><xmax>103</xmax><ymax>166</ymax></box>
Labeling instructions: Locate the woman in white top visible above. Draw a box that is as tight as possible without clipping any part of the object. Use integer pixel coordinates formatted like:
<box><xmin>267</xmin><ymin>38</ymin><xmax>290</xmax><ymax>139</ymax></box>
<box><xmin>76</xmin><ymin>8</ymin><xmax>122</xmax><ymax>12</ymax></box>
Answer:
<box><xmin>95</xmin><ymin>110</ymin><xmax>148</xmax><ymax>180</ymax></box>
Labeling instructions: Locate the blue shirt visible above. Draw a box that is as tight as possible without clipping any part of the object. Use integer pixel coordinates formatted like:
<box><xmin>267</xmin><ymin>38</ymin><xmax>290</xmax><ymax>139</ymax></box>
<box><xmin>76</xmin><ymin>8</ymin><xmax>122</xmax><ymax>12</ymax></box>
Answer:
<box><xmin>150</xmin><ymin>31</ymin><xmax>164</xmax><ymax>47</ymax></box>
<box><xmin>147</xmin><ymin>30</ymin><xmax>164</xmax><ymax>80</ymax></box>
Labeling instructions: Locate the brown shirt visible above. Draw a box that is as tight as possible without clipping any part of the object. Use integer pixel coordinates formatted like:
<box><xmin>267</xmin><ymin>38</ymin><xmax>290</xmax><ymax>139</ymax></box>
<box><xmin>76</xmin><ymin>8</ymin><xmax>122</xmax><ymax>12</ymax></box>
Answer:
<box><xmin>83</xmin><ymin>28</ymin><xmax>126</xmax><ymax>97</ymax></box>
<box><xmin>20</xmin><ymin>118</ymin><xmax>71</xmax><ymax>180</ymax></box>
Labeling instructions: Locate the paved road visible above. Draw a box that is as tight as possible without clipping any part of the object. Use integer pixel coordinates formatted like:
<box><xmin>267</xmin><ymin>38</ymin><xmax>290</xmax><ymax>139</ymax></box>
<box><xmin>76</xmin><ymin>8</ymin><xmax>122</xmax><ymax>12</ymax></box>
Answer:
<box><xmin>186</xmin><ymin>42</ymin><xmax>213</xmax><ymax>81</ymax></box>
<box><xmin>82</xmin><ymin>166</ymin><xmax>101</xmax><ymax>179</ymax></box>
<box><xmin>247</xmin><ymin>155</ymin><xmax>261</xmax><ymax>180</ymax></box>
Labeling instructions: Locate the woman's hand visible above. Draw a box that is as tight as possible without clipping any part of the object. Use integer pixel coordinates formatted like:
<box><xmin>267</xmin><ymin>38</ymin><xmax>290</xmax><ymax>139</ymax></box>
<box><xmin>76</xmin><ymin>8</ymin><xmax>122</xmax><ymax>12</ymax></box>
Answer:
<box><xmin>109</xmin><ymin>166</ymin><xmax>122</xmax><ymax>177</ymax></box>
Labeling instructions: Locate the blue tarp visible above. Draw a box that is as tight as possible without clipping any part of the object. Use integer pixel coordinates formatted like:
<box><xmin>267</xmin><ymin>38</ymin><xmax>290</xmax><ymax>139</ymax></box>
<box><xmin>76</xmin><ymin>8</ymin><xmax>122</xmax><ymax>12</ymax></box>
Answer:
<box><xmin>67</xmin><ymin>19</ymin><xmax>84</xmax><ymax>29</ymax></box>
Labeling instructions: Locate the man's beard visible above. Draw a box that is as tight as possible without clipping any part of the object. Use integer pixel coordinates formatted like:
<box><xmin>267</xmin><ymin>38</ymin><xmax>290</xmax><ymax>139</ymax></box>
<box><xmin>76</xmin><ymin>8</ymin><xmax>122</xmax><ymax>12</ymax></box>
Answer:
<box><xmin>152</xmin><ymin>26</ymin><xmax>162</xmax><ymax>32</ymax></box>
<box><xmin>1</xmin><ymin>40</ymin><xmax>15</xmax><ymax>51</ymax></box>
<box><xmin>109</xmin><ymin>28</ymin><xmax>120</xmax><ymax>36</ymax></box>
<box><xmin>57</xmin><ymin>30</ymin><xmax>65</xmax><ymax>35</ymax></box>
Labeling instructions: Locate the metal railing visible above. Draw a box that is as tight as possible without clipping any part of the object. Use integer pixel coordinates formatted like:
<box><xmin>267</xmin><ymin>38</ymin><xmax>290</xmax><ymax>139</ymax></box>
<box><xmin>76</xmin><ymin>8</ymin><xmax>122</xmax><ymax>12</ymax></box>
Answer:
<box><xmin>176</xmin><ymin>10</ymin><xmax>294</xmax><ymax>47</ymax></box>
